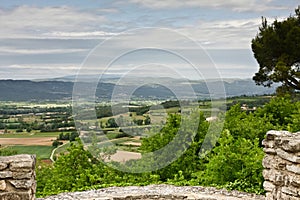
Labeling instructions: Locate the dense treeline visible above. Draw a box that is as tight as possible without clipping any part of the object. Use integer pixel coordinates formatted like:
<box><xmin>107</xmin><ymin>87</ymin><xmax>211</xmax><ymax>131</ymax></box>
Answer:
<box><xmin>0</xmin><ymin>106</ymin><xmax>72</xmax><ymax>115</ymax></box>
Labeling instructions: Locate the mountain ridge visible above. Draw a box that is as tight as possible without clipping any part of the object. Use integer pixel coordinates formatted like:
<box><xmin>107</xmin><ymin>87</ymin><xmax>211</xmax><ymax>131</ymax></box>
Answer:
<box><xmin>0</xmin><ymin>78</ymin><xmax>276</xmax><ymax>101</ymax></box>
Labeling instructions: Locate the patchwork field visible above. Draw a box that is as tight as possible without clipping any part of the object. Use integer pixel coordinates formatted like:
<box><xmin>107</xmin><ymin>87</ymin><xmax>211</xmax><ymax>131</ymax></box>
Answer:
<box><xmin>0</xmin><ymin>137</ymin><xmax>56</xmax><ymax>146</ymax></box>
<box><xmin>8</xmin><ymin>145</ymin><xmax>54</xmax><ymax>160</ymax></box>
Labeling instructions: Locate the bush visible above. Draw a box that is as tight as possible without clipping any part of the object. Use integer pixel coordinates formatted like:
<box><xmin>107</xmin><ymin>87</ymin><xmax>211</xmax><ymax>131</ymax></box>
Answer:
<box><xmin>52</xmin><ymin>140</ymin><xmax>63</xmax><ymax>148</ymax></box>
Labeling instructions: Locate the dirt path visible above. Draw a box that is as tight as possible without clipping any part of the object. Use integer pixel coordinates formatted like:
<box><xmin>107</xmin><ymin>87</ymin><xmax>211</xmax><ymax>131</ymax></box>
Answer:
<box><xmin>50</xmin><ymin>141</ymin><xmax>70</xmax><ymax>162</ymax></box>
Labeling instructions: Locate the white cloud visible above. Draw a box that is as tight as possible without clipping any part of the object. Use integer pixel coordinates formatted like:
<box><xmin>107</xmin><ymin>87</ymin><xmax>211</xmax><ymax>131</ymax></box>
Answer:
<box><xmin>45</xmin><ymin>31</ymin><xmax>119</xmax><ymax>38</ymax></box>
<box><xmin>0</xmin><ymin>6</ymin><xmax>107</xmax><ymax>38</ymax></box>
<box><xmin>0</xmin><ymin>64</ymin><xmax>80</xmax><ymax>79</ymax></box>
<box><xmin>0</xmin><ymin>47</ymin><xmax>88</xmax><ymax>55</ymax></box>
<box><xmin>127</xmin><ymin>0</ymin><xmax>287</xmax><ymax>12</ymax></box>
<box><xmin>177</xmin><ymin>18</ymin><xmax>264</xmax><ymax>49</ymax></box>
<box><xmin>4</xmin><ymin>64</ymin><xmax>79</xmax><ymax>70</ymax></box>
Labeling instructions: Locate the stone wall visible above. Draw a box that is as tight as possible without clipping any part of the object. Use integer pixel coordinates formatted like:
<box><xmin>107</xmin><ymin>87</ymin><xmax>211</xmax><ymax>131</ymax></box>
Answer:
<box><xmin>262</xmin><ymin>130</ymin><xmax>300</xmax><ymax>200</ymax></box>
<box><xmin>0</xmin><ymin>154</ymin><xmax>36</xmax><ymax>200</ymax></box>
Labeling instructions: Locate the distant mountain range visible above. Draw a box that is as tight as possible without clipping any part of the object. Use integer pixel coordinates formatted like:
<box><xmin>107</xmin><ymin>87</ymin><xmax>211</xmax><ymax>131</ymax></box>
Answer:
<box><xmin>0</xmin><ymin>77</ymin><xmax>277</xmax><ymax>101</ymax></box>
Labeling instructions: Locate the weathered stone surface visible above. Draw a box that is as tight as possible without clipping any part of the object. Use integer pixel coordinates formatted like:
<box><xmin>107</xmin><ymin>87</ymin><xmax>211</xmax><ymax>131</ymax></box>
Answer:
<box><xmin>0</xmin><ymin>171</ymin><xmax>13</xmax><ymax>178</ymax></box>
<box><xmin>263</xmin><ymin>181</ymin><xmax>275</xmax><ymax>192</ymax></box>
<box><xmin>291</xmin><ymin>175</ymin><xmax>300</xmax><ymax>187</ymax></box>
<box><xmin>287</xmin><ymin>164</ymin><xmax>300</xmax><ymax>175</ymax></box>
<box><xmin>0</xmin><ymin>154</ymin><xmax>34</xmax><ymax>164</ymax></box>
<box><xmin>12</xmin><ymin>171</ymin><xmax>33</xmax><ymax>179</ymax></box>
<box><xmin>8</xmin><ymin>179</ymin><xmax>34</xmax><ymax>189</ymax></box>
<box><xmin>265</xmin><ymin>192</ymin><xmax>273</xmax><ymax>200</ymax></box>
<box><xmin>0</xmin><ymin>180</ymin><xmax>6</xmax><ymax>191</ymax></box>
<box><xmin>36</xmin><ymin>185</ymin><xmax>265</xmax><ymax>200</ymax></box>
<box><xmin>263</xmin><ymin>147</ymin><xmax>277</xmax><ymax>155</ymax></box>
<box><xmin>0</xmin><ymin>193</ymin><xmax>22</xmax><ymax>200</ymax></box>
<box><xmin>263</xmin><ymin>169</ymin><xmax>287</xmax><ymax>186</ymax></box>
<box><xmin>282</xmin><ymin>185</ymin><xmax>299</xmax><ymax>197</ymax></box>
<box><xmin>262</xmin><ymin>154</ymin><xmax>288</xmax><ymax>170</ymax></box>
<box><xmin>276</xmin><ymin>148</ymin><xmax>300</xmax><ymax>163</ymax></box>
<box><xmin>265</xmin><ymin>130</ymin><xmax>292</xmax><ymax>140</ymax></box>
<box><xmin>282</xmin><ymin>138</ymin><xmax>300</xmax><ymax>152</ymax></box>
<box><xmin>0</xmin><ymin>163</ymin><xmax>7</xmax><ymax>170</ymax></box>
<box><xmin>281</xmin><ymin>192</ymin><xmax>300</xmax><ymax>200</ymax></box>
<box><xmin>262</xmin><ymin>140</ymin><xmax>275</xmax><ymax>149</ymax></box>
<box><xmin>263</xmin><ymin>131</ymin><xmax>300</xmax><ymax>200</ymax></box>
<box><xmin>10</xmin><ymin>161</ymin><xmax>34</xmax><ymax>171</ymax></box>
<box><xmin>0</xmin><ymin>154</ymin><xmax>35</xmax><ymax>200</ymax></box>
<box><xmin>0</xmin><ymin>191</ymin><xmax>32</xmax><ymax>200</ymax></box>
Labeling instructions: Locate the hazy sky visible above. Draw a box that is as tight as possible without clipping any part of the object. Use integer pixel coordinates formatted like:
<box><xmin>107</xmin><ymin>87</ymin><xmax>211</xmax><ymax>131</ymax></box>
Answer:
<box><xmin>0</xmin><ymin>0</ymin><xmax>298</xmax><ymax>80</ymax></box>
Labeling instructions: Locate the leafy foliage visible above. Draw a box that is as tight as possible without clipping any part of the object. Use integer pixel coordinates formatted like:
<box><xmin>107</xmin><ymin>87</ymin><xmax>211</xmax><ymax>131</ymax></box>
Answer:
<box><xmin>252</xmin><ymin>6</ymin><xmax>300</xmax><ymax>93</ymax></box>
<box><xmin>36</xmin><ymin>97</ymin><xmax>300</xmax><ymax>197</ymax></box>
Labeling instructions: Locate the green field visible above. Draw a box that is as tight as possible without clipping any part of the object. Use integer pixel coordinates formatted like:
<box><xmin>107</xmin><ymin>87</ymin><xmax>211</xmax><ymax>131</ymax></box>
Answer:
<box><xmin>53</xmin><ymin>141</ymin><xmax>73</xmax><ymax>155</ymax></box>
<box><xmin>6</xmin><ymin>145</ymin><xmax>54</xmax><ymax>160</ymax></box>
<box><xmin>0</xmin><ymin>131</ymin><xmax>67</xmax><ymax>138</ymax></box>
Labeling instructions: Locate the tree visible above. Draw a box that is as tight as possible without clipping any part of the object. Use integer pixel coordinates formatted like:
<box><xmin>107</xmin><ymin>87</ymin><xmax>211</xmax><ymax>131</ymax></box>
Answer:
<box><xmin>251</xmin><ymin>6</ymin><xmax>300</xmax><ymax>93</ymax></box>
<box><xmin>144</xmin><ymin>115</ymin><xmax>151</xmax><ymax>125</ymax></box>
<box><xmin>107</xmin><ymin>118</ymin><xmax>118</xmax><ymax>128</ymax></box>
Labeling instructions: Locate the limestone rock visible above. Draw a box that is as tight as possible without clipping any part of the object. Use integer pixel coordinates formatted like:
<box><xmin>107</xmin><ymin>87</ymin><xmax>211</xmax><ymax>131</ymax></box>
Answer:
<box><xmin>291</xmin><ymin>175</ymin><xmax>300</xmax><ymax>187</ymax></box>
<box><xmin>277</xmin><ymin>148</ymin><xmax>300</xmax><ymax>163</ymax></box>
<box><xmin>12</xmin><ymin>171</ymin><xmax>33</xmax><ymax>179</ymax></box>
<box><xmin>0</xmin><ymin>154</ymin><xmax>35</xmax><ymax>164</ymax></box>
<box><xmin>287</xmin><ymin>164</ymin><xmax>300</xmax><ymax>175</ymax></box>
<box><xmin>0</xmin><ymin>191</ymin><xmax>32</xmax><ymax>200</ymax></box>
<box><xmin>281</xmin><ymin>185</ymin><xmax>299</xmax><ymax>197</ymax></box>
<box><xmin>0</xmin><ymin>154</ymin><xmax>35</xmax><ymax>200</ymax></box>
<box><xmin>0</xmin><ymin>171</ymin><xmax>13</xmax><ymax>178</ymax></box>
<box><xmin>8</xmin><ymin>179</ymin><xmax>34</xmax><ymax>189</ymax></box>
<box><xmin>282</xmin><ymin>138</ymin><xmax>300</xmax><ymax>152</ymax></box>
<box><xmin>0</xmin><ymin>180</ymin><xmax>6</xmax><ymax>191</ymax></box>
<box><xmin>10</xmin><ymin>161</ymin><xmax>34</xmax><ymax>172</ymax></box>
<box><xmin>263</xmin><ymin>181</ymin><xmax>275</xmax><ymax>192</ymax></box>
<box><xmin>0</xmin><ymin>163</ymin><xmax>7</xmax><ymax>170</ymax></box>
<box><xmin>265</xmin><ymin>130</ymin><xmax>292</xmax><ymax>140</ymax></box>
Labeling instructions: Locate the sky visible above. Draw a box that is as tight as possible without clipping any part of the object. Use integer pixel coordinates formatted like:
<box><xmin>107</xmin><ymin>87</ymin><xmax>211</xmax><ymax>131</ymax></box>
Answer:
<box><xmin>0</xmin><ymin>0</ymin><xmax>299</xmax><ymax>80</ymax></box>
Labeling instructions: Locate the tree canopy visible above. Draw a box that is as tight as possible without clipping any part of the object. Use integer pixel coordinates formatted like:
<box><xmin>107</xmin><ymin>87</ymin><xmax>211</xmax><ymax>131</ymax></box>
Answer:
<box><xmin>252</xmin><ymin>6</ymin><xmax>300</xmax><ymax>93</ymax></box>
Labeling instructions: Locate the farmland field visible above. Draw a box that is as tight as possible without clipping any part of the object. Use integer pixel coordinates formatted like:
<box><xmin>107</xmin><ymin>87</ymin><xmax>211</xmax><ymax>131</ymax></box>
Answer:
<box><xmin>0</xmin><ymin>137</ymin><xmax>56</xmax><ymax>146</ymax></box>
<box><xmin>5</xmin><ymin>145</ymin><xmax>54</xmax><ymax>160</ymax></box>
<box><xmin>0</xmin><ymin>131</ymin><xmax>62</xmax><ymax>138</ymax></box>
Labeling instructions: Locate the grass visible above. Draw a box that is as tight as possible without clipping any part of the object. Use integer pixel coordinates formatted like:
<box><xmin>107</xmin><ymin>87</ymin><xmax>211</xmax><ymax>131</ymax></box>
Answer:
<box><xmin>7</xmin><ymin>145</ymin><xmax>54</xmax><ymax>160</ymax></box>
<box><xmin>54</xmin><ymin>141</ymin><xmax>72</xmax><ymax>155</ymax></box>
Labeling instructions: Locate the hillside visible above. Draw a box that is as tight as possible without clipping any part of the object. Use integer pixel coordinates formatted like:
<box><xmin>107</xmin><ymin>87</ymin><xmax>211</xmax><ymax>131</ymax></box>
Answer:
<box><xmin>0</xmin><ymin>78</ymin><xmax>276</xmax><ymax>101</ymax></box>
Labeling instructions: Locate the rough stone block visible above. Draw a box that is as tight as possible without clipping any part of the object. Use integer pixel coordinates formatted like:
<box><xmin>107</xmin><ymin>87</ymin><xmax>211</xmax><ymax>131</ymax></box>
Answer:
<box><xmin>291</xmin><ymin>175</ymin><xmax>300</xmax><ymax>187</ymax></box>
<box><xmin>287</xmin><ymin>164</ymin><xmax>300</xmax><ymax>175</ymax></box>
<box><xmin>12</xmin><ymin>171</ymin><xmax>33</xmax><ymax>179</ymax></box>
<box><xmin>265</xmin><ymin>192</ymin><xmax>273</xmax><ymax>200</ymax></box>
<box><xmin>263</xmin><ymin>181</ymin><xmax>275</xmax><ymax>192</ymax></box>
<box><xmin>282</xmin><ymin>138</ymin><xmax>300</xmax><ymax>153</ymax></box>
<box><xmin>263</xmin><ymin>154</ymin><xmax>288</xmax><ymax>170</ymax></box>
<box><xmin>0</xmin><ymin>180</ymin><xmax>6</xmax><ymax>191</ymax></box>
<box><xmin>0</xmin><ymin>154</ymin><xmax>35</xmax><ymax>164</ymax></box>
<box><xmin>0</xmin><ymin>171</ymin><xmax>13</xmax><ymax>179</ymax></box>
<box><xmin>282</xmin><ymin>185</ymin><xmax>299</xmax><ymax>197</ymax></box>
<box><xmin>262</xmin><ymin>140</ymin><xmax>275</xmax><ymax>148</ymax></box>
<box><xmin>0</xmin><ymin>163</ymin><xmax>8</xmax><ymax>170</ymax></box>
<box><xmin>263</xmin><ymin>148</ymin><xmax>277</xmax><ymax>155</ymax></box>
<box><xmin>8</xmin><ymin>179</ymin><xmax>34</xmax><ymax>189</ymax></box>
<box><xmin>10</xmin><ymin>161</ymin><xmax>34</xmax><ymax>172</ymax></box>
<box><xmin>277</xmin><ymin>148</ymin><xmax>300</xmax><ymax>164</ymax></box>
<box><xmin>0</xmin><ymin>154</ymin><xmax>36</xmax><ymax>200</ymax></box>
<box><xmin>266</xmin><ymin>130</ymin><xmax>292</xmax><ymax>141</ymax></box>
<box><xmin>0</xmin><ymin>191</ymin><xmax>32</xmax><ymax>200</ymax></box>
<box><xmin>281</xmin><ymin>192</ymin><xmax>300</xmax><ymax>200</ymax></box>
